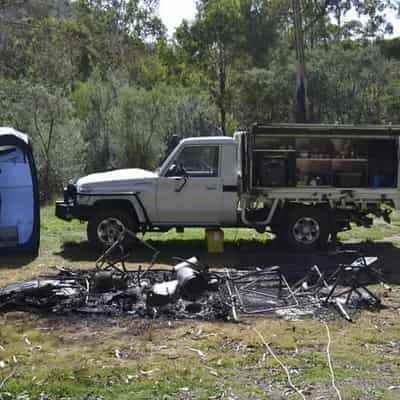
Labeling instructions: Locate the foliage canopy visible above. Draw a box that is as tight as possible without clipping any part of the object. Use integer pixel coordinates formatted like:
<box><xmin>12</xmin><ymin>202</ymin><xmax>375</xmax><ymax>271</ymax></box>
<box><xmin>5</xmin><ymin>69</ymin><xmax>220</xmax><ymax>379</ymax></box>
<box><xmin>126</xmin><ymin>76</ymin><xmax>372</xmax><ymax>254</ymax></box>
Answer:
<box><xmin>0</xmin><ymin>0</ymin><xmax>399</xmax><ymax>200</ymax></box>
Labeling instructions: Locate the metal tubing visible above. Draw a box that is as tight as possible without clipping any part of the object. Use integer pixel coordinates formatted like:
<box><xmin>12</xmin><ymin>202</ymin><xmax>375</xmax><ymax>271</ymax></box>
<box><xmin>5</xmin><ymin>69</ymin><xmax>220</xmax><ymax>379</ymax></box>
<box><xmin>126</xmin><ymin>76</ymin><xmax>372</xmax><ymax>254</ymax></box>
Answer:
<box><xmin>240</xmin><ymin>198</ymin><xmax>280</xmax><ymax>227</ymax></box>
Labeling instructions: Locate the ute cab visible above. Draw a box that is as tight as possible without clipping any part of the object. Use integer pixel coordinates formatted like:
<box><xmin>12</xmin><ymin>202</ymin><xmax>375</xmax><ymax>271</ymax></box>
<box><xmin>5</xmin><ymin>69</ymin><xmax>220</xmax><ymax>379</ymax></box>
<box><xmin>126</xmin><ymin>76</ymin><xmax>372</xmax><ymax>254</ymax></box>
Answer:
<box><xmin>155</xmin><ymin>137</ymin><xmax>239</xmax><ymax>226</ymax></box>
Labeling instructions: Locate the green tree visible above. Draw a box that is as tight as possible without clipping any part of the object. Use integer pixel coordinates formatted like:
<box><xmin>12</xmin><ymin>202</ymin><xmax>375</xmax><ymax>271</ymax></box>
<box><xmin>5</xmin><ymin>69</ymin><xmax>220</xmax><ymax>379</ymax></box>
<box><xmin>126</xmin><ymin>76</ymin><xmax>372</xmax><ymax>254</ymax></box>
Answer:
<box><xmin>176</xmin><ymin>0</ymin><xmax>278</xmax><ymax>135</ymax></box>
<box><xmin>113</xmin><ymin>84</ymin><xmax>218</xmax><ymax>169</ymax></box>
<box><xmin>176</xmin><ymin>0</ymin><xmax>242</xmax><ymax>135</ymax></box>
<box><xmin>302</xmin><ymin>0</ymin><xmax>399</xmax><ymax>41</ymax></box>
<box><xmin>77</xmin><ymin>0</ymin><xmax>164</xmax><ymax>40</ymax></box>
<box><xmin>305</xmin><ymin>44</ymin><xmax>400</xmax><ymax>123</ymax></box>
<box><xmin>0</xmin><ymin>79</ymin><xmax>82</xmax><ymax>200</ymax></box>
<box><xmin>71</xmin><ymin>78</ymin><xmax>115</xmax><ymax>174</ymax></box>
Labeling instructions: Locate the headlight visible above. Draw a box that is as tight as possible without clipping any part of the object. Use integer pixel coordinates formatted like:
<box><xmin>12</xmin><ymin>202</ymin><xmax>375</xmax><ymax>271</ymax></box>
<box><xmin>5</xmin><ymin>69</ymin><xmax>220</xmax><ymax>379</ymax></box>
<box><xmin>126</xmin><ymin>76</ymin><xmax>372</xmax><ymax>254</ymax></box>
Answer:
<box><xmin>64</xmin><ymin>183</ymin><xmax>77</xmax><ymax>203</ymax></box>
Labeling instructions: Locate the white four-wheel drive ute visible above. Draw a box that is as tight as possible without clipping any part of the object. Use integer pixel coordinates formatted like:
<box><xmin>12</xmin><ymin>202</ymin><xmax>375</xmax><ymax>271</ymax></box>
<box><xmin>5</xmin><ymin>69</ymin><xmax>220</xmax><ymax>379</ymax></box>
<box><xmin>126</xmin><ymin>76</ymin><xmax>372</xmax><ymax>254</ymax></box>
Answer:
<box><xmin>56</xmin><ymin>124</ymin><xmax>400</xmax><ymax>252</ymax></box>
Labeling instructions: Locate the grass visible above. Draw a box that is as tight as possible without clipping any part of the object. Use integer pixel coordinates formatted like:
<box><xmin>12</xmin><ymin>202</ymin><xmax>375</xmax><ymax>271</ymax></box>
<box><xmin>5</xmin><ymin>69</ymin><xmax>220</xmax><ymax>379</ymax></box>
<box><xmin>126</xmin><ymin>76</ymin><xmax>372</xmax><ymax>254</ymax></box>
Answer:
<box><xmin>1</xmin><ymin>207</ymin><xmax>400</xmax><ymax>399</ymax></box>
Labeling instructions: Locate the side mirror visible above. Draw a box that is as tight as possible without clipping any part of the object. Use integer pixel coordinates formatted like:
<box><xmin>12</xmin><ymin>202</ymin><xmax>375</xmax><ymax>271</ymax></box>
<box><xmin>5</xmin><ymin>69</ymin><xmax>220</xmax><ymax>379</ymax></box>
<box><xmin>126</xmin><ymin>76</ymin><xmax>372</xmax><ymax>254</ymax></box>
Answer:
<box><xmin>166</xmin><ymin>163</ymin><xmax>178</xmax><ymax>177</ymax></box>
<box><xmin>166</xmin><ymin>163</ymin><xmax>189</xmax><ymax>177</ymax></box>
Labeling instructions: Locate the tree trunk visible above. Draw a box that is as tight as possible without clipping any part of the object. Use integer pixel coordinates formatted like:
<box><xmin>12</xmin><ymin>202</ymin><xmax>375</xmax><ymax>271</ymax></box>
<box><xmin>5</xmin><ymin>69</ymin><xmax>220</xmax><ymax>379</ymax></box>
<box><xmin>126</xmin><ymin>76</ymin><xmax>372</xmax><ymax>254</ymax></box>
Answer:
<box><xmin>218</xmin><ymin>45</ymin><xmax>227</xmax><ymax>136</ymax></box>
<box><xmin>292</xmin><ymin>0</ymin><xmax>308</xmax><ymax>123</ymax></box>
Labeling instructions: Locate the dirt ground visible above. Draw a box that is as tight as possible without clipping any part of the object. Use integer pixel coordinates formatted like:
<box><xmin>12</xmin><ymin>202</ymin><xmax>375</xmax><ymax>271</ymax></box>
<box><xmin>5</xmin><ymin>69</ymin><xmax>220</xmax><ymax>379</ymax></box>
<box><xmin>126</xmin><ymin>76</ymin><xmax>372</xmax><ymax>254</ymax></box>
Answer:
<box><xmin>2</xmin><ymin>211</ymin><xmax>400</xmax><ymax>399</ymax></box>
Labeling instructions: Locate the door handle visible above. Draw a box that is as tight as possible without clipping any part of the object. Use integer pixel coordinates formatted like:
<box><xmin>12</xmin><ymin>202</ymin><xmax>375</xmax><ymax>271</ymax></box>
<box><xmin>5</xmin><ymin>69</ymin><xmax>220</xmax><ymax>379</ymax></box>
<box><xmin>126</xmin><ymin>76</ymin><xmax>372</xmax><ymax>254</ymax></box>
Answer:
<box><xmin>174</xmin><ymin>177</ymin><xmax>188</xmax><ymax>192</ymax></box>
<box><xmin>206</xmin><ymin>186</ymin><xmax>217</xmax><ymax>190</ymax></box>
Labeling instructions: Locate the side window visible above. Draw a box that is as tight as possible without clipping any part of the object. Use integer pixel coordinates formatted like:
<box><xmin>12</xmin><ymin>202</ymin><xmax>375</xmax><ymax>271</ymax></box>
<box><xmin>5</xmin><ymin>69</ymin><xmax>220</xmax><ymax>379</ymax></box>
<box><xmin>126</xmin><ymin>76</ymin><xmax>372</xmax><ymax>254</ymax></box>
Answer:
<box><xmin>167</xmin><ymin>146</ymin><xmax>219</xmax><ymax>177</ymax></box>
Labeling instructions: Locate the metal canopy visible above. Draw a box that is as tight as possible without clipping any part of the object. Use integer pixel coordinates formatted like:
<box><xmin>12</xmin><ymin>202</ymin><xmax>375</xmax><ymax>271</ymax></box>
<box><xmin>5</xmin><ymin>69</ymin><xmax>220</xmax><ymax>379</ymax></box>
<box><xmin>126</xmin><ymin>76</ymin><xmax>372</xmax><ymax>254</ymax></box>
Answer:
<box><xmin>251</xmin><ymin>123</ymin><xmax>400</xmax><ymax>138</ymax></box>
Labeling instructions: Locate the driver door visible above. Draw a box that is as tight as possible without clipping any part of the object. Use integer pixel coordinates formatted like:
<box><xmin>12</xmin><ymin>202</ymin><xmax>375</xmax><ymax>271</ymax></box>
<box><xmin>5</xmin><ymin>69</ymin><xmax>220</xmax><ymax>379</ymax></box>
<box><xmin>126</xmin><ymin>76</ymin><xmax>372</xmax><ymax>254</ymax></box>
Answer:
<box><xmin>156</xmin><ymin>145</ymin><xmax>223</xmax><ymax>224</ymax></box>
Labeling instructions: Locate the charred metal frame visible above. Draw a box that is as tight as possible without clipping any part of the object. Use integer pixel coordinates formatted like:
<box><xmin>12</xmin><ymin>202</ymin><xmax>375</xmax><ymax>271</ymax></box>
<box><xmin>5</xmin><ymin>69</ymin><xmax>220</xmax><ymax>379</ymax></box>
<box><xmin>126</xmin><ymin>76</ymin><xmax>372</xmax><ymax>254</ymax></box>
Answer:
<box><xmin>225</xmin><ymin>267</ymin><xmax>299</xmax><ymax>314</ymax></box>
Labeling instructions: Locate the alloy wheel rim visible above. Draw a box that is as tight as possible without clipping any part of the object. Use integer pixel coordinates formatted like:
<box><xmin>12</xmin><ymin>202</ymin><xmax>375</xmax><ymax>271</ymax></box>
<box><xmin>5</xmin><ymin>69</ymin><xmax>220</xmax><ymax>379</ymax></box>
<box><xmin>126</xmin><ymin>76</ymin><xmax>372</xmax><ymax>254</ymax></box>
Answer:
<box><xmin>97</xmin><ymin>217</ymin><xmax>125</xmax><ymax>245</ymax></box>
<box><xmin>292</xmin><ymin>217</ymin><xmax>320</xmax><ymax>245</ymax></box>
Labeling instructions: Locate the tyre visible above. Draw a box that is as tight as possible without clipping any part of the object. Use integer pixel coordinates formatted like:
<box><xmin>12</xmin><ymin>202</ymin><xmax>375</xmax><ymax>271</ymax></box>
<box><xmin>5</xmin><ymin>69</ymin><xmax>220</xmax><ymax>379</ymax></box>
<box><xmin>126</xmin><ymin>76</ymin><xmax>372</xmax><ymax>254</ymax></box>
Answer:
<box><xmin>281</xmin><ymin>206</ymin><xmax>330</xmax><ymax>252</ymax></box>
<box><xmin>87</xmin><ymin>208</ymin><xmax>138</xmax><ymax>250</ymax></box>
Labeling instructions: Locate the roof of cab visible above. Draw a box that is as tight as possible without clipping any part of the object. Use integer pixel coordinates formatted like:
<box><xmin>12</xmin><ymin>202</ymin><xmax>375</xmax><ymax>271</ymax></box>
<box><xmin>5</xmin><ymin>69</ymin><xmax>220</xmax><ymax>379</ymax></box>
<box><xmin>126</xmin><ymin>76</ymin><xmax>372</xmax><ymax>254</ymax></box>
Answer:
<box><xmin>180</xmin><ymin>136</ymin><xmax>236</xmax><ymax>146</ymax></box>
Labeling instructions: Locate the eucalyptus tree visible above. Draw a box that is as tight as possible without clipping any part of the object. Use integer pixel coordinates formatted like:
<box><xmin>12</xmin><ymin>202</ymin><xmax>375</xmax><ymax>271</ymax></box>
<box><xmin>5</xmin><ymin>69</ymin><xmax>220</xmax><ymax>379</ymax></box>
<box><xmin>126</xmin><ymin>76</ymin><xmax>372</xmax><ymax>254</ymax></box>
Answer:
<box><xmin>77</xmin><ymin>0</ymin><xmax>164</xmax><ymax>40</ymax></box>
<box><xmin>301</xmin><ymin>0</ymin><xmax>399</xmax><ymax>41</ymax></box>
<box><xmin>176</xmin><ymin>0</ymin><xmax>279</xmax><ymax>135</ymax></box>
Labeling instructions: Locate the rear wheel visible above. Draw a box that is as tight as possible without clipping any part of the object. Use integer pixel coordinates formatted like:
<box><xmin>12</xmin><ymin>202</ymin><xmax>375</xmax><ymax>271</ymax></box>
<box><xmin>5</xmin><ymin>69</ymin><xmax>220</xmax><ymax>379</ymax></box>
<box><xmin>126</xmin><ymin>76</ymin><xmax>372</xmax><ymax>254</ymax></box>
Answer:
<box><xmin>281</xmin><ymin>206</ymin><xmax>330</xmax><ymax>252</ymax></box>
<box><xmin>87</xmin><ymin>208</ymin><xmax>137</xmax><ymax>250</ymax></box>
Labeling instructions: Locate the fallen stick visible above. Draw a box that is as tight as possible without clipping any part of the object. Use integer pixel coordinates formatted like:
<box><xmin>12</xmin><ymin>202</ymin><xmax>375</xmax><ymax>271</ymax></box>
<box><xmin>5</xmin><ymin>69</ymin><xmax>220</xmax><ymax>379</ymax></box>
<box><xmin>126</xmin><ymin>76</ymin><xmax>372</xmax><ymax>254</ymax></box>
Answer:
<box><xmin>333</xmin><ymin>299</ymin><xmax>352</xmax><ymax>322</ymax></box>
<box><xmin>254</xmin><ymin>328</ymin><xmax>306</xmax><ymax>400</ymax></box>
<box><xmin>0</xmin><ymin>369</ymin><xmax>15</xmax><ymax>390</ymax></box>
<box><xmin>225</xmin><ymin>278</ymin><xmax>239</xmax><ymax>322</ymax></box>
<box><xmin>324</xmin><ymin>322</ymin><xmax>342</xmax><ymax>400</ymax></box>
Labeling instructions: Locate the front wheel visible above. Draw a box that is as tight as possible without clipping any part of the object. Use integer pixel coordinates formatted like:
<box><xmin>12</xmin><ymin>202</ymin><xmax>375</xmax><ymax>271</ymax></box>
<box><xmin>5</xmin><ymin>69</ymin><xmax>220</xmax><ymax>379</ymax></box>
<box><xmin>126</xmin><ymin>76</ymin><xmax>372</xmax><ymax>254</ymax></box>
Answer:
<box><xmin>281</xmin><ymin>207</ymin><xmax>330</xmax><ymax>252</ymax></box>
<box><xmin>87</xmin><ymin>208</ymin><xmax>137</xmax><ymax>250</ymax></box>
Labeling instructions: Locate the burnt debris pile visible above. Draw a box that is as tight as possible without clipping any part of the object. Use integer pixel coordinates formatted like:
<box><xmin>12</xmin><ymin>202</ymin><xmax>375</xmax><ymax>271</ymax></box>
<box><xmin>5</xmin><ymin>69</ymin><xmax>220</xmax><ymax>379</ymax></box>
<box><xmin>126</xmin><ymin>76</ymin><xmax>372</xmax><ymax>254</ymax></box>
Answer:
<box><xmin>0</xmin><ymin>231</ymin><xmax>389</xmax><ymax>322</ymax></box>
<box><xmin>0</xmin><ymin>256</ymin><xmax>388</xmax><ymax>322</ymax></box>
<box><xmin>0</xmin><ymin>256</ymin><xmax>230</xmax><ymax>321</ymax></box>
<box><xmin>224</xmin><ymin>254</ymin><xmax>388</xmax><ymax>322</ymax></box>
